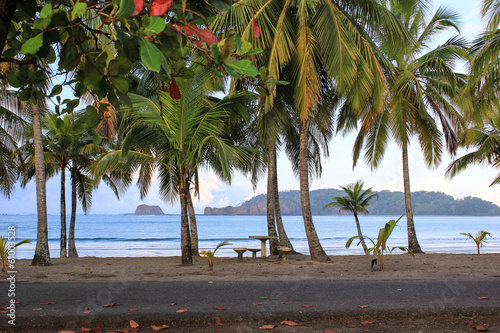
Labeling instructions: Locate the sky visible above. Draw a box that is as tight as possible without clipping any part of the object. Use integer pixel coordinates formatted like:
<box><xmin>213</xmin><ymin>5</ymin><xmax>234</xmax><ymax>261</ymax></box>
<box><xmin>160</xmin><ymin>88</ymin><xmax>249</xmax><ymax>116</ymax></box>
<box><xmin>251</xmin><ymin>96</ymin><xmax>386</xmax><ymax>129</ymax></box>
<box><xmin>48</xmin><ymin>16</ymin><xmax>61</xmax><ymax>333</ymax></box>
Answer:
<box><xmin>1</xmin><ymin>0</ymin><xmax>499</xmax><ymax>215</ymax></box>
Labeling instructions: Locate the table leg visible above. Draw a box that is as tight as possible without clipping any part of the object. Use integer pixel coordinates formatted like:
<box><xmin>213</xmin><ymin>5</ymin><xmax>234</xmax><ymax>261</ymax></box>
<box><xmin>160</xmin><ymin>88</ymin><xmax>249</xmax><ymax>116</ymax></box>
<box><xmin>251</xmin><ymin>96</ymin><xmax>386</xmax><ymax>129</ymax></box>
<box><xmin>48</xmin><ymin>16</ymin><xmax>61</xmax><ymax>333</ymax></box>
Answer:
<box><xmin>261</xmin><ymin>240</ymin><xmax>266</xmax><ymax>257</ymax></box>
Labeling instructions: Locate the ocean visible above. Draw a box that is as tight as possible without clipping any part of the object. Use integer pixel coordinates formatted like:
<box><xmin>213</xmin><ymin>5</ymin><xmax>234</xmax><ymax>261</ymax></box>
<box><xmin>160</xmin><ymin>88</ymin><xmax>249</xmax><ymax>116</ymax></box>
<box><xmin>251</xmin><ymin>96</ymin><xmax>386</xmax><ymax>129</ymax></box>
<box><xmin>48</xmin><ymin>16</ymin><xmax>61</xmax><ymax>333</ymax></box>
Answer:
<box><xmin>1</xmin><ymin>214</ymin><xmax>499</xmax><ymax>259</ymax></box>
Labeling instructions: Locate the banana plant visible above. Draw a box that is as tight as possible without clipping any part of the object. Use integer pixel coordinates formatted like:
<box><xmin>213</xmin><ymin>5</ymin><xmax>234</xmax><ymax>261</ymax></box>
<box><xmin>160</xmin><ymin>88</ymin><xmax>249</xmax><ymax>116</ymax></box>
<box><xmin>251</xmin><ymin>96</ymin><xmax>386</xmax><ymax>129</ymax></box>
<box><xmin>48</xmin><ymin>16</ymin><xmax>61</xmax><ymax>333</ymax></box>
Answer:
<box><xmin>460</xmin><ymin>231</ymin><xmax>492</xmax><ymax>255</ymax></box>
<box><xmin>346</xmin><ymin>215</ymin><xmax>413</xmax><ymax>271</ymax></box>
<box><xmin>200</xmin><ymin>240</ymin><xmax>233</xmax><ymax>271</ymax></box>
<box><xmin>0</xmin><ymin>236</ymin><xmax>31</xmax><ymax>272</ymax></box>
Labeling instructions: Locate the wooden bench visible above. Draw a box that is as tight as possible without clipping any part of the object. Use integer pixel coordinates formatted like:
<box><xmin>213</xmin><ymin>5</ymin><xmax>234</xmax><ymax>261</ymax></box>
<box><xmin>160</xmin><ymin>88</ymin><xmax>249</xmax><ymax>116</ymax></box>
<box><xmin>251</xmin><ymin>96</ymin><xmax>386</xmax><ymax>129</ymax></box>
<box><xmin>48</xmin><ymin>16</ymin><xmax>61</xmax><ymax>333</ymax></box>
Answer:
<box><xmin>233</xmin><ymin>248</ymin><xmax>247</xmax><ymax>260</ymax></box>
<box><xmin>247</xmin><ymin>248</ymin><xmax>261</xmax><ymax>259</ymax></box>
<box><xmin>277</xmin><ymin>247</ymin><xmax>292</xmax><ymax>260</ymax></box>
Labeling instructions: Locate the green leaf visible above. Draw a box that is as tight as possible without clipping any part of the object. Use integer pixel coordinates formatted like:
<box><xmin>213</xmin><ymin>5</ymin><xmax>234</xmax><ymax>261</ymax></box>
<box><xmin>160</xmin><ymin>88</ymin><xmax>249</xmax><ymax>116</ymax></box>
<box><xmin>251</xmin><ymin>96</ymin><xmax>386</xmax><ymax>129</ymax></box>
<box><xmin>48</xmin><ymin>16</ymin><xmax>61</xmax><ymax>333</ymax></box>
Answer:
<box><xmin>33</xmin><ymin>17</ymin><xmax>51</xmax><ymax>30</ymax></box>
<box><xmin>145</xmin><ymin>16</ymin><xmax>166</xmax><ymax>35</ymax></box>
<box><xmin>242</xmin><ymin>48</ymin><xmax>263</xmax><ymax>56</ymax></box>
<box><xmin>240</xmin><ymin>40</ymin><xmax>252</xmax><ymax>55</ymax></box>
<box><xmin>49</xmin><ymin>84</ymin><xmax>63</xmax><ymax>97</ymax></box>
<box><xmin>234</xmin><ymin>33</ymin><xmax>242</xmax><ymax>54</ymax></box>
<box><xmin>40</xmin><ymin>3</ymin><xmax>52</xmax><ymax>18</ymax></box>
<box><xmin>210</xmin><ymin>0</ymin><xmax>232</xmax><ymax>12</ymax></box>
<box><xmin>93</xmin><ymin>131</ymin><xmax>102</xmax><ymax>146</ymax></box>
<box><xmin>7</xmin><ymin>75</ymin><xmax>22</xmax><ymax>88</ymax></box>
<box><xmin>116</xmin><ymin>0</ymin><xmax>135</xmax><ymax>18</ymax></box>
<box><xmin>222</xmin><ymin>63</ymin><xmax>240</xmax><ymax>78</ymax></box>
<box><xmin>211</xmin><ymin>44</ymin><xmax>220</xmax><ymax>63</ymax></box>
<box><xmin>20</xmin><ymin>33</ymin><xmax>44</xmax><ymax>55</ymax></box>
<box><xmin>71</xmin><ymin>2</ymin><xmax>87</xmax><ymax>21</ymax></box>
<box><xmin>224</xmin><ymin>60</ymin><xmax>259</xmax><ymax>77</ymax></box>
<box><xmin>140</xmin><ymin>40</ymin><xmax>163</xmax><ymax>72</ymax></box>
<box><xmin>109</xmin><ymin>76</ymin><xmax>129</xmax><ymax>94</ymax></box>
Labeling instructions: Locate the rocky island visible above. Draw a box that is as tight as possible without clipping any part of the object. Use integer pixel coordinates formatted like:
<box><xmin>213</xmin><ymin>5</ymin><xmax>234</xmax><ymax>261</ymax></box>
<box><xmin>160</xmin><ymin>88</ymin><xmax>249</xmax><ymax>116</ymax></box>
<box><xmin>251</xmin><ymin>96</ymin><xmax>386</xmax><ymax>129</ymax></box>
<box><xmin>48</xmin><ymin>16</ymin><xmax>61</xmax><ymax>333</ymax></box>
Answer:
<box><xmin>133</xmin><ymin>204</ymin><xmax>165</xmax><ymax>215</ymax></box>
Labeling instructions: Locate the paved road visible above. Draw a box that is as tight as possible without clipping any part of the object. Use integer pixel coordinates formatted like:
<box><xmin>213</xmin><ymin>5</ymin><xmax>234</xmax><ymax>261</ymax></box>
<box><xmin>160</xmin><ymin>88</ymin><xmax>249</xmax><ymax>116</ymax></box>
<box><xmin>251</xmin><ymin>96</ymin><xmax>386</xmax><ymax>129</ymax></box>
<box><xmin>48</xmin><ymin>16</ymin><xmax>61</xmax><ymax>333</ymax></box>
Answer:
<box><xmin>1</xmin><ymin>279</ymin><xmax>499</xmax><ymax>331</ymax></box>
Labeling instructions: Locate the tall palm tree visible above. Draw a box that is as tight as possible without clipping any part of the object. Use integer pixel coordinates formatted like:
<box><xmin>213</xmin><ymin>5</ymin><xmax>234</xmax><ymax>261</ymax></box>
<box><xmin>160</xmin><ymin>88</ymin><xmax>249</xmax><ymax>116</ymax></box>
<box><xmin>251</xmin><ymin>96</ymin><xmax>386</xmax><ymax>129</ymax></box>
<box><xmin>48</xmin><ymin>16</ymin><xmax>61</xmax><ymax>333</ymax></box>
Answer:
<box><xmin>339</xmin><ymin>1</ymin><xmax>467</xmax><ymax>253</ymax></box>
<box><xmin>214</xmin><ymin>0</ymin><xmax>403</xmax><ymax>261</ymax></box>
<box><xmin>324</xmin><ymin>180</ymin><xmax>378</xmax><ymax>254</ymax></box>
<box><xmin>94</xmin><ymin>69</ymin><xmax>256</xmax><ymax>265</ymax></box>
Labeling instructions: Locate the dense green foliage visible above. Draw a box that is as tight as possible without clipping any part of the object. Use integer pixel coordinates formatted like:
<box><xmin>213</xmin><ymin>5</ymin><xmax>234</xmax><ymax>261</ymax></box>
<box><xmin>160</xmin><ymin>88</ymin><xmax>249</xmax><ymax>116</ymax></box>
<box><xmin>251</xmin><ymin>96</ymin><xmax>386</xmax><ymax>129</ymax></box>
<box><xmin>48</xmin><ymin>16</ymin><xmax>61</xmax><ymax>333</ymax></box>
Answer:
<box><xmin>207</xmin><ymin>189</ymin><xmax>500</xmax><ymax>216</ymax></box>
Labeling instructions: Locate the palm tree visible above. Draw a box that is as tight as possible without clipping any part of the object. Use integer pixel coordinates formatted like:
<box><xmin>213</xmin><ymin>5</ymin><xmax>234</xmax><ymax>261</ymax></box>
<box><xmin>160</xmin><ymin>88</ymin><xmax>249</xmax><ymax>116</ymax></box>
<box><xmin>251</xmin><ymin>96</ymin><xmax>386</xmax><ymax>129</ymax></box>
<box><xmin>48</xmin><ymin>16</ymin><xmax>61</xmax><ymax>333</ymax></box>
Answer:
<box><xmin>339</xmin><ymin>1</ymin><xmax>467</xmax><ymax>253</ymax></box>
<box><xmin>324</xmin><ymin>180</ymin><xmax>378</xmax><ymax>254</ymax></box>
<box><xmin>213</xmin><ymin>0</ymin><xmax>404</xmax><ymax>261</ymax></box>
<box><xmin>94</xmin><ymin>68</ymin><xmax>256</xmax><ymax>265</ymax></box>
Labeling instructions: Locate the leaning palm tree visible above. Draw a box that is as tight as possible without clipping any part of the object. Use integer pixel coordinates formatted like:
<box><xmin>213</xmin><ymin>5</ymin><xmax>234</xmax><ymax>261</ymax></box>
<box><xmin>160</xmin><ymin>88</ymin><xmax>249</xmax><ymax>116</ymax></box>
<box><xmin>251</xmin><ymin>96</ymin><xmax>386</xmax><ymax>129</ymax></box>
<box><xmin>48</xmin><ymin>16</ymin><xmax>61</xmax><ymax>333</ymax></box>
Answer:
<box><xmin>213</xmin><ymin>0</ymin><xmax>401</xmax><ymax>262</ymax></box>
<box><xmin>339</xmin><ymin>2</ymin><xmax>467</xmax><ymax>253</ymax></box>
<box><xmin>94</xmin><ymin>68</ymin><xmax>256</xmax><ymax>265</ymax></box>
<box><xmin>324</xmin><ymin>180</ymin><xmax>378</xmax><ymax>254</ymax></box>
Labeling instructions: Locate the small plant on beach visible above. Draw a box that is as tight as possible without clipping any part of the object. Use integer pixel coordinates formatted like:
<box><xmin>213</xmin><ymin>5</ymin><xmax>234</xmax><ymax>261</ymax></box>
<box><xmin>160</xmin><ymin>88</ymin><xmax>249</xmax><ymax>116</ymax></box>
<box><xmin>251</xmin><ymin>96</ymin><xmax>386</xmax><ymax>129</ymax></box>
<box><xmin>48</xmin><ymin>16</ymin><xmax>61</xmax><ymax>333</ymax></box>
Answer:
<box><xmin>0</xmin><ymin>236</ymin><xmax>31</xmax><ymax>272</ymax></box>
<box><xmin>460</xmin><ymin>230</ymin><xmax>491</xmax><ymax>255</ymax></box>
<box><xmin>346</xmin><ymin>215</ymin><xmax>413</xmax><ymax>271</ymax></box>
<box><xmin>200</xmin><ymin>240</ymin><xmax>232</xmax><ymax>270</ymax></box>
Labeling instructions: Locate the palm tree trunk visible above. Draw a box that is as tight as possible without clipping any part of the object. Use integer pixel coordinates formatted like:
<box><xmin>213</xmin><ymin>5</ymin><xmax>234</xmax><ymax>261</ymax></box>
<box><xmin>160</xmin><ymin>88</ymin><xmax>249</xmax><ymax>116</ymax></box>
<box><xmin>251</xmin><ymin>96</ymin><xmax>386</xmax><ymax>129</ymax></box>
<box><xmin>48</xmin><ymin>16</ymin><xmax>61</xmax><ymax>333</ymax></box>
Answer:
<box><xmin>68</xmin><ymin>171</ymin><xmax>78</xmax><ymax>258</ymax></box>
<box><xmin>402</xmin><ymin>142</ymin><xmax>423</xmax><ymax>253</ymax></box>
<box><xmin>187</xmin><ymin>191</ymin><xmax>199</xmax><ymax>256</ymax></box>
<box><xmin>180</xmin><ymin>178</ymin><xmax>193</xmax><ymax>265</ymax></box>
<box><xmin>60</xmin><ymin>166</ymin><xmax>67</xmax><ymax>258</ymax></box>
<box><xmin>271</xmin><ymin>141</ymin><xmax>294</xmax><ymax>251</ymax></box>
<box><xmin>299</xmin><ymin>122</ymin><xmax>330</xmax><ymax>262</ymax></box>
<box><xmin>353</xmin><ymin>212</ymin><xmax>368</xmax><ymax>254</ymax></box>
<box><xmin>30</xmin><ymin>98</ymin><xmax>51</xmax><ymax>266</ymax></box>
<box><xmin>266</xmin><ymin>139</ymin><xmax>279</xmax><ymax>255</ymax></box>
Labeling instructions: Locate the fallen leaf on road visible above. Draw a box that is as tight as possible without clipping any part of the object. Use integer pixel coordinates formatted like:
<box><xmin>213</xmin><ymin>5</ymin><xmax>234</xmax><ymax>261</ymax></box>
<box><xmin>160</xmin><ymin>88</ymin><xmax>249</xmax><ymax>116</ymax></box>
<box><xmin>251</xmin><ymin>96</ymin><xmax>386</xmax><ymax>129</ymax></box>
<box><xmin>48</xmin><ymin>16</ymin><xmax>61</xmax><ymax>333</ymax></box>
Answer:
<box><xmin>130</xmin><ymin>320</ymin><xmax>139</xmax><ymax>328</ymax></box>
<box><xmin>259</xmin><ymin>325</ymin><xmax>275</xmax><ymax>330</ymax></box>
<box><xmin>151</xmin><ymin>325</ymin><xmax>169</xmax><ymax>331</ymax></box>
<box><xmin>325</xmin><ymin>330</ymin><xmax>336</xmax><ymax>333</ymax></box>
<box><xmin>103</xmin><ymin>302</ymin><xmax>120</xmax><ymax>307</ymax></box>
<box><xmin>477</xmin><ymin>297</ymin><xmax>489</xmax><ymax>300</ymax></box>
<box><xmin>475</xmin><ymin>325</ymin><xmax>487</xmax><ymax>331</ymax></box>
<box><xmin>32</xmin><ymin>308</ymin><xmax>42</xmax><ymax>311</ymax></box>
<box><xmin>129</xmin><ymin>308</ymin><xmax>138</xmax><ymax>311</ymax></box>
<box><xmin>260</xmin><ymin>296</ymin><xmax>272</xmax><ymax>300</ymax></box>
<box><xmin>170</xmin><ymin>303</ymin><xmax>177</xmax><ymax>306</ymax></box>
<box><xmin>40</xmin><ymin>302</ymin><xmax>55</xmax><ymax>305</ymax></box>
<box><xmin>215</xmin><ymin>305</ymin><xmax>226</xmax><ymax>310</ymax></box>
<box><xmin>83</xmin><ymin>311</ymin><xmax>91</xmax><ymax>314</ymax></box>
<box><xmin>280</xmin><ymin>321</ymin><xmax>299</xmax><ymax>326</ymax></box>
<box><xmin>301</xmin><ymin>305</ymin><xmax>313</xmax><ymax>308</ymax></box>
<box><xmin>358</xmin><ymin>305</ymin><xmax>369</xmax><ymax>308</ymax></box>
<box><xmin>215</xmin><ymin>317</ymin><xmax>224</xmax><ymax>326</ymax></box>
<box><xmin>176</xmin><ymin>309</ymin><xmax>188</xmax><ymax>313</ymax></box>
<box><xmin>360</xmin><ymin>321</ymin><xmax>375</xmax><ymax>325</ymax></box>
<box><xmin>252</xmin><ymin>302</ymin><xmax>262</xmax><ymax>306</ymax></box>
<box><xmin>0</xmin><ymin>307</ymin><xmax>6</xmax><ymax>310</ymax></box>
<box><xmin>92</xmin><ymin>328</ymin><xmax>102</xmax><ymax>333</ymax></box>
<box><xmin>80</xmin><ymin>328</ymin><xmax>92</xmax><ymax>332</ymax></box>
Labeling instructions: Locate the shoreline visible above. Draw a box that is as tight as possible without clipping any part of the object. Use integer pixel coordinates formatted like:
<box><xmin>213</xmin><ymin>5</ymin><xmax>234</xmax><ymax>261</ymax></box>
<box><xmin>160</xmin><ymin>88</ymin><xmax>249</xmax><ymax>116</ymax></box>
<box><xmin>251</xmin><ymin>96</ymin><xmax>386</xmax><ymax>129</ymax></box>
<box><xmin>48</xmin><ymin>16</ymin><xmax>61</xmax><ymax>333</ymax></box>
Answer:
<box><xmin>7</xmin><ymin>253</ymin><xmax>500</xmax><ymax>284</ymax></box>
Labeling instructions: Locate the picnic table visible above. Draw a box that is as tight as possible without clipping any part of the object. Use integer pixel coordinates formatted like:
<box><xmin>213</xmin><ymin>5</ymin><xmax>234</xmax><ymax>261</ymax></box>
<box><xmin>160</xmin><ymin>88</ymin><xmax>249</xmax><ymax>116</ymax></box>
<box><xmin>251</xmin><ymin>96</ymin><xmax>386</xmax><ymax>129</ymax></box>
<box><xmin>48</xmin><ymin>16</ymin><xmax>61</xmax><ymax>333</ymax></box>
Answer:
<box><xmin>249</xmin><ymin>236</ymin><xmax>277</xmax><ymax>257</ymax></box>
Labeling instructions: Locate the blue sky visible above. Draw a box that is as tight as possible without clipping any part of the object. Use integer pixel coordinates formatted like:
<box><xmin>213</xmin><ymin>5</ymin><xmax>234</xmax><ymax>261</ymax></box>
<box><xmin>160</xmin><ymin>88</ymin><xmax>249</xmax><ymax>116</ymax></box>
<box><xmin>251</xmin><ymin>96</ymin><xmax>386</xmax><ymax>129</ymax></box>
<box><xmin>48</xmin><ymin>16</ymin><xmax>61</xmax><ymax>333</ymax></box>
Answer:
<box><xmin>1</xmin><ymin>0</ymin><xmax>499</xmax><ymax>215</ymax></box>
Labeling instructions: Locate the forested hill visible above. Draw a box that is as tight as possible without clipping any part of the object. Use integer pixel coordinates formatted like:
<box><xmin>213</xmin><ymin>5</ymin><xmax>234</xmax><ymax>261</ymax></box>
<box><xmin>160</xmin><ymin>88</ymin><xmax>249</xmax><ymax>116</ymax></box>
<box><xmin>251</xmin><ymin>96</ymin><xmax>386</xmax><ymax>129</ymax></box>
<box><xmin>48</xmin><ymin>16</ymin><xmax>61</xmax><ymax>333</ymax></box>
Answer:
<box><xmin>204</xmin><ymin>189</ymin><xmax>500</xmax><ymax>216</ymax></box>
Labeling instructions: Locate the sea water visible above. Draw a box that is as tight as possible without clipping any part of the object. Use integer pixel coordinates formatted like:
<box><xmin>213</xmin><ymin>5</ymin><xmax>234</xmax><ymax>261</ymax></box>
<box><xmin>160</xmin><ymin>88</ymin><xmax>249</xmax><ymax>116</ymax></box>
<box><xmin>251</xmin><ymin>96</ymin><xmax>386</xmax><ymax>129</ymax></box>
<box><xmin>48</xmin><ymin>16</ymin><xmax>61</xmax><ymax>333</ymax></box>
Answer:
<box><xmin>0</xmin><ymin>214</ymin><xmax>499</xmax><ymax>258</ymax></box>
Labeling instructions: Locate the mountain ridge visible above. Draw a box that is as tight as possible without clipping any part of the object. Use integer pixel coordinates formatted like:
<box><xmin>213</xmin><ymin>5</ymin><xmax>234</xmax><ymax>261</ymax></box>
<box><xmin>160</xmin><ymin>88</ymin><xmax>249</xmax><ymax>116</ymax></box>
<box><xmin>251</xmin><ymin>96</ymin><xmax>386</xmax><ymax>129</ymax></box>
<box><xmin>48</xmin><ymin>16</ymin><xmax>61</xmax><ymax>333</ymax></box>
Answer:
<box><xmin>204</xmin><ymin>189</ymin><xmax>500</xmax><ymax>216</ymax></box>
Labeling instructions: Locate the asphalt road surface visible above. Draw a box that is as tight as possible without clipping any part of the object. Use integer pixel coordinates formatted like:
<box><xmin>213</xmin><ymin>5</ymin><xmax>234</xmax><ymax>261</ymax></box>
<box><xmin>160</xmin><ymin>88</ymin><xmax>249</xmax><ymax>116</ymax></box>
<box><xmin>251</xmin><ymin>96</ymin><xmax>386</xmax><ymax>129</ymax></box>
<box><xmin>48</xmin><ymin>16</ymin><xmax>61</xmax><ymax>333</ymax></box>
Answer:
<box><xmin>1</xmin><ymin>279</ymin><xmax>499</xmax><ymax>331</ymax></box>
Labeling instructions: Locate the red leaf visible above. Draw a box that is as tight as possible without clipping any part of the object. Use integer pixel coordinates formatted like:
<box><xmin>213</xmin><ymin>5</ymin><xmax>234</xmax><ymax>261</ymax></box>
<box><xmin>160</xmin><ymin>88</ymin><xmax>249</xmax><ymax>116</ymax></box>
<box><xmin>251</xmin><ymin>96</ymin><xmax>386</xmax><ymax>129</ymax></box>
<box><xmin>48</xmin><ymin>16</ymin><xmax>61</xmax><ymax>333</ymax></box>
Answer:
<box><xmin>280</xmin><ymin>321</ymin><xmax>299</xmax><ymax>326</ymax></box>
<box><xmin>259</xmin><ymin>325</ymin><xmax>275</xmax><ymax>330</ymax></box>
<box><xmin>0</xmin><ymin>307</ymin><xmax>6</xmax><ymax>310</ymax></box>
<box><xmin>40</xmin><ymin>302</ymin><xmax>55</xmax><ymax>305</ymax></box>
<box><xmin>357</xmin><ymin>305</ymin><xmax>369</xmax><ymax>308</ymax></box>
<box><xmin>170</xmin><ymin>303</ymin><xmax>177</xmax><ymax>306</ymax></box>
<box><xmin>325</xmin><ymin>330</ymin><xmax>336</xmax><ymax>333</ymax></box>
<box><xmin>103</xmin><ymin>302</ymin><xmax>120</xmax><ymax>307</ymax></box>
<box><xmin>92</xmin><ymin>328</ymin><xmax>102</xmax><ymax>333</ymax></box>
<box><xmin>215</xmin><ymin>305</ymin><xmax>226</xmax><ymax>310</ymax></box>
<box><xmin>132</xmin><ymin>0</ymin><xmax>143</xmax><ymax>16</ymax></box>
<box><xmin>80</xmin><ymin>328</ymin><xmax>92</xmax><ymax>332</ymax></box>
<box><xmin>184</xmin><ymin>24</ymin><xmax>219</xmax><ymax>47</ymax></box>
<box><xmin>129</xmin><ymin>308</ymin><xmax>138</xmax><ymax>311</ymax></box>
<box><xmin>176</xmin><ymin>309</ymin><xmax>188</xmax><ymax>313</ymax></box>
<box><xmin>252</xmin><ymin>302</ymin><xmax>262</xmax><ymax>306</ymax></box>
<box><xmin>151</xmin><ymin>325</ymin><xmax>169</xmax><ymax>331</ymax></box>
<box><xmin>130</xmin><ymin>320</ymin><xmax>139</xmax><ymax>328</ymax></box>
<box><xmin>83</xmin><ymin>311</ymin><xmax>91</xmax><ymax>314</ymax></box>
<box><xmin>477</xmin><ymin>297</ymin><xmax>490</xmax><ymax>300</ymax></box>
<box><xmin>475</xmin><ymin>325</ymin><xmax>487</xmax><ymax>331</ymax></box>
<box><xmin>301</xmin><ymin>304</ymin><xmax>314</xmax><ymax>308</ymax></box>
<box><xmin>169</xmin><ymin>78</ymin><xmax>181</xmax><ymax>100</ymax></box>
<box><xmin>360</xmin><ymin>321</ymin><xmax>375</xmax><ymax>325</ymax></box>
<box><xmin>149</xmin><ymin>0</ymin><xmax>173</xmax><ymax>16</ymax></box>
<box><xmin>253</xmin><ymin>16</ymin><xmax>260</xmax><ymax>39</ymax></box>
<box><xmin>215</xmin><ymin>317</ymin><xmax>224</xmax><ymax>326</ymax></box>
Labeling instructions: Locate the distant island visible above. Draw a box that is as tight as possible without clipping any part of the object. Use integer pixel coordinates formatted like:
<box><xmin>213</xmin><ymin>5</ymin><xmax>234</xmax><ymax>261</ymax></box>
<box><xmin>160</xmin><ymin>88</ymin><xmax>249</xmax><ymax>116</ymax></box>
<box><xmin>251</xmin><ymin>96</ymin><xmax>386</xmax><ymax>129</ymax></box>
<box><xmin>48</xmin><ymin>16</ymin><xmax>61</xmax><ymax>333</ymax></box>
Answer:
<box><xmin>133</xmin><ymin>204</ymin><xmax>165</xmax><ymax>215</ymax></box>
<box><xmin>204</xmin><ymin>189</ymin><xmax>500</xmax><ymax>216</ymax></box>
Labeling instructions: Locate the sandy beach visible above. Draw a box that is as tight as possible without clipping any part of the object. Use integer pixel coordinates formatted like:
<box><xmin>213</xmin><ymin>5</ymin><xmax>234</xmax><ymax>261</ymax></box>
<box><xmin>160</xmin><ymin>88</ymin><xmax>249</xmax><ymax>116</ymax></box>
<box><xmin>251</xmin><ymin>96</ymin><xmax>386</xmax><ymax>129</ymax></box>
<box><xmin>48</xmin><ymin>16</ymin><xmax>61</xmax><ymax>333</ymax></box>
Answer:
<box><xmin>11</xmin><ymin>253</ymin><xmax>500</xmax><ymax>283</ymax></box>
